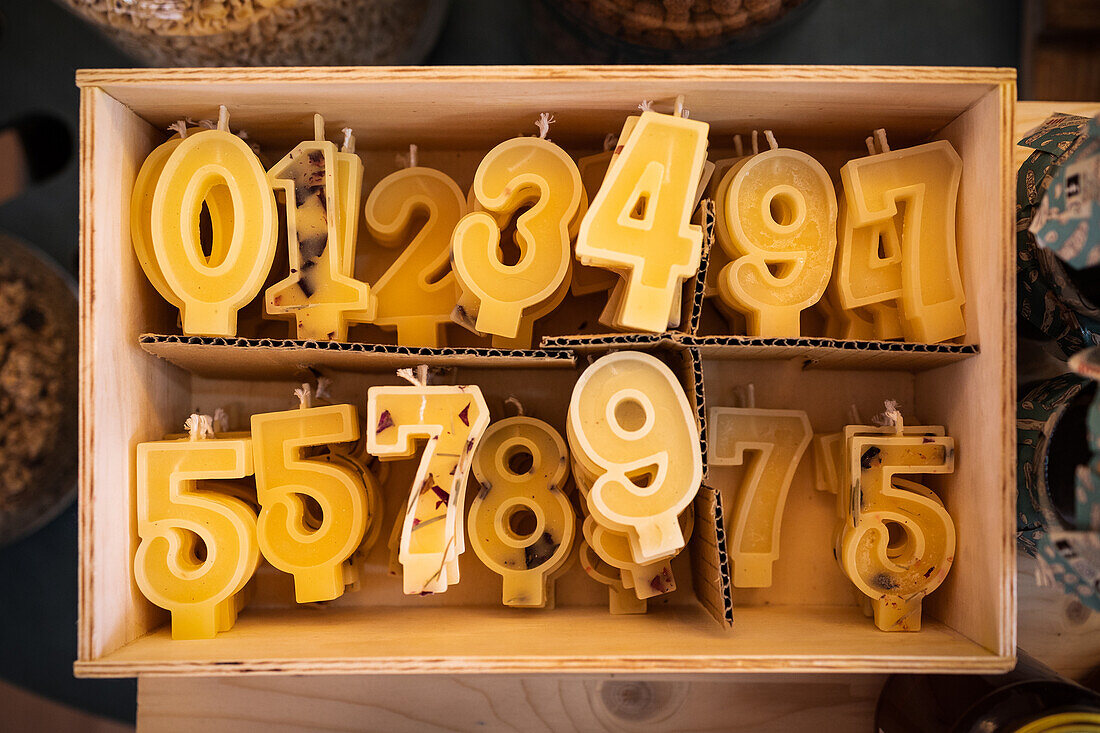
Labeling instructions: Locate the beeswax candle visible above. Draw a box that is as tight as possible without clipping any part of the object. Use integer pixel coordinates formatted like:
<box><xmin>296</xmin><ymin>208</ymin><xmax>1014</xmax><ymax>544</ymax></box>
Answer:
<box><xmin>366</xmin><ymin>372</ymin><xmax>490</xmax><ymax>594</ymax></box>
<box><xmin>251</xmin><ymin>397</ymin><xmax>370</xmax><ymax>603</ymax></box>
<box><xmin>568</xmin><ymin>351</ymin><xmax>702</xmax><ymax>562</ymax></box>
<box><xmin>148</xmin><ymin>107</ymin><xmax>278</xmax><ymax>337</ymax></box>
<box><xmin>265</xmin><ymin>116</ymin><xmax>373</xmax><ymax>341</ymax></box>
<box><xmin>839</xmin><ymin>433</ymin><xmax>956</xmax><ymax>631</ymax></box>
<box><xmin>708</xmin><ymin>406</ymin><xmax>812</xmax><ymax>588</ymax></box>
<box><xmin>452</xmin><ymin>118</ymin><xmax>585</xmax><ymax>340</ymax></box>
<box><xmin>134</xmin><ymin>414</ymin><xmax>259</xmax><ymax>640</ymax></box>
<box><xmin>576</xmin><ymin>109</ymin><xmax>709</xmax><ymax>333</ymax></box>
<box><xmin>833</xmin><ymin>196</ymin><xmax>905</xmax><ymax>341</ymax></box>
<box><xmin>579</xmin><ymin>540</ymin><xmax>647</xmax><ymax>614</ymax></box>
<box><xmin>468</xmin><ymin>417</ymin><xmax>575</xmax><ymax>607</ymax></box>
<box><xmin>361</xmin><ymin>161</ymin><xmax>468</xmax><ymax>347</ymax></box>
<box><xmin>839</xmin><ymin>133</ymin><xmax>964</xmax><ymax>343</ymax></box>
<box><xmin>716</xmin><ymin>133</ymin><xmax>837</xmax><ymax>337</ymax></box>
<box><xmin>582</xmin><ymin>516</ymin><xmax>675</xmax><ymax>599</ymax></box>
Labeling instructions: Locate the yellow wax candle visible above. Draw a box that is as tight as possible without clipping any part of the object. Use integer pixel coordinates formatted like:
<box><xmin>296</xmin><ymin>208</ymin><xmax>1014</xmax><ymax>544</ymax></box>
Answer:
<box><xmin>716</xmin><ymin>134</ymin><xmax>838</xmax><ymax>337</ymax></box>
<box><xmin>818</xmin><ymin>280</ymin><xmax>875</xmax><ymax>340</ymax></box>
<box><xmin>834</xmin><ymin>193</ymin><xmax>907</xmax><ymax>340</ymax></box>
<box><xmin>835</xmin><ymin>422</ymin><xmax>945</xmax><ymax>520</ymax></box>
<box><xmin>318</xmin><ymin>449</ymin><xmax>385</xmax><ymax>587</ymax></box>
<box><xmin>250</xmin><ymin>399</ymin><xmax>370</xmax><ymax>603</ymax></box>
<box><xmin>576</xmin><ymin>109</ymin><xmax>709</xmax><ymax>333</ymax></box>
<box><xmin>573</xmin><ymin>149</ymin><xmax>622</xmax><ymax>296</ymax></box>
<box><xmin>265</xmin><ymin>117</ymin><xmax>373</xmax><ymax>341</ymax></box>
<box><xmin>840</xmin><ymin>134</ymin><xmax>964</xmax><ymax>344</ymax></box>
<box><xmin>703</xmin><ymin>144</ymin><xmax>753</xmax><ymax>304</ymax></box>
<box><xmin>134</xmin><ymin>415</ymin><xmax>259</xmax><ymax>640</ymax></box>
<box><xmin>582</xmin><ymin>516</ymin><xmax>675</xmax><ymax>599</ymax></box>
<box><xmin>839</xmin><ymin>434</ymin><xmax>956</xmax><ymax>632</ymax></box>
<box><xmin>708</xmin><ymin>406</ymin><xmax>812</xmax><ymax>587</ymax></box>
<box><xmin>468</xmin><ymin>417</ymin><xmax>575</xmax><ymax>607</ymax></box>
<box><xmin>132</xmin><ymin>125</ymin><xmax>235</xmax><ymax>310</ymax></box>
<box><xmin>366</xmin><ymin>373</ymin><xmax>490</xmax><ymax>594</ymax></box>
<box><xmin>149</xmin><ymin>107</ymin><xmax>278</xmax><ymax>337</ymax></box>
<box><xmin>568</xmin><ymin>351</ymin><xmax>702</xmax><ymax>562</ymax></box>
<box><xmin>579</xmin><ymin>540</ymin><xmax>647</xmax><ymax>614</ymax></box>
<box><xmin>451</xmin><ymin>120</ymin><xmax>585</xmax><ymax>339</ymax></box>
<box><xmin>361</xmin><ymin>163</ymin><xmax>468</xmax><ymax>347</ymax></box>
<box><xmin>489</xmin><ymin>270</ymin><xmax>571</xmax><ymax>350</ymax></box>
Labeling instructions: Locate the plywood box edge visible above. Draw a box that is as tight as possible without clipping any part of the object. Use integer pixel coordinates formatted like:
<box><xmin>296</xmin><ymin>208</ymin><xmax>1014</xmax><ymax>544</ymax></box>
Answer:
<box><xmin>75</xmin><ymin>65</ymin><xmax>1017</xmax><ymax>89</ymax></box>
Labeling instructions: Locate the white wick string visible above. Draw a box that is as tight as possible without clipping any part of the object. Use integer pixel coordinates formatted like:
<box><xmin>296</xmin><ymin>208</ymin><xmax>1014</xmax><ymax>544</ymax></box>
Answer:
<box><xmin>751</xmin><ymin>130</ymin><xmax>759</xmax><ymax>155</ymax></box>
<box><xmin>341</xmin><ymin>127</ymin><xmax>355</xmax><ymax>154</ymax></box>
<box><xmin>396</xmin><ymin>365</ymin><xmax>430</xmax><ymax>387</ymax></box>
<box><xmin>504</xmin><ymin>395</ymin><xmax>526</xmax><ymax>417</ymax></box>
<box><xmin>198</xmin><ymin>119</ymin><xmax>217</xmax><ymax>130</ymax></box>
<box><xmin>603</xmin><ymin>133</ymin><xmax>617</xmax><ymax>152</ymax></box>
<box><xmin>673</xmin><ymin>95</ymin><xmax>685</xmax><ymax>117</ymax></box>
<box><xmin>873</xmin><ymin>399</ymin><xmax>904</xmax><ymax>434</ymax></box>
<box><xmin>185</xmin><ymin>413</ymin><xmax>214</xmax><ymax>441</ymax></box>
<box><xmin>638</xmin><ymin>100</ymin><xmax>654</xmax><ymax>113</ymax></box>
<box><xmin>167</xmin><ymin>120</ymin><xmax>188</xmax><ymax>138</ymax></box>
<box><xmin>764</xmin><ymin>130</ymin><xmax>778</xmax><ymax>150</ymax></box>
<box><xmin>873</xmin><ymin>128</ymin><xmax>891</xmax><ymax>153</ymax></box>
<box><xmin>733</xmin><ymin>134</ymin><xmax>743</xmax><ymax>157</ymax></box>
<box><xmin>535</xmin><ymin>113</ymin><xmax>554</xmax><ymax>140</ymax></box>
<box><xmin>865</xmin><ymin>136</ymin><xmax>876</xmax><ymax>156</ymax></box>
<box><xmin>212</xmin><ymin>408</ymin><xmax>228</xmax><ymax>434</ymax></box>
<box><xmin>217</xmin><ymin>105</ymin><xmax>229</xmax><ymax>132</ymax></box>
<box><xmin>408</xmin><ymin>143</ymin><xmax>418</xmax><ymax>168</ymax></box>
<box><xmin>313</xmin><ymin>113</ymin><xmax>326</xmax><ymax>142</ymax></box>
<box><xmin>294</xmin><ymin>383</ymin><xmax>313</xmax><ymax>410</ymax></box>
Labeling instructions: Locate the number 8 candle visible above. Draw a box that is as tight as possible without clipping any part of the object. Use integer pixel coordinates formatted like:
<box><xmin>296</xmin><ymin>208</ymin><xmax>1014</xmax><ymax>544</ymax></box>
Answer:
<box><xmin>148</xmin><ymin>106</ymin><xmax>278</xmax><ymax>337</ymax></box>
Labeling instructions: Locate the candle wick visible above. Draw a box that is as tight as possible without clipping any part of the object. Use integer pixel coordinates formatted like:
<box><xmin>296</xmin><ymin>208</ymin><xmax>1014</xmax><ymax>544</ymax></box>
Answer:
<box><xmin>673</xmin><ymin>95</ymin><xmax>685</xmax><ymax>118</ymax></box>
<box><xmin>396</xmin><ymin>365</ymin><xmax>430</xmax><ymax>387</ymax></box>
<box><xmin>733</xmin><ymin>134</ymin><xmax>743</xmax><ymax>158</ymax></box>
<box><xmin>638</xmin><ymin>100</ymin><xmax>654</xmax><ymax>113</ymax></box>
<box><xmin>874</xmin><ymin>399</ymin><xmax>904</xmax><ymax>434</ymax></box>
<box><xmin>751</xmin><ymin>130</ymin><xmax>759</xmax><ymax>156</ymax></box>
<box><xmin>167</xmin><ymin>120</ymin><xmax>188</xmax><ymax>139</ymax></box>
<box><xmin>217</xmin><ymin>105</ymin><xmax>230</xmax><ymax>133</ymax></box>
<box><xmin>341</xmin><ymin>127</ymin><xmax>355</xmax><ymax>154</ymax></box>
<box><xmin>294</xmin><ymin>383</ymin><xmax>312</xmax><ymax>410</ymax></box>
<box><xmin>746</xmin><ymin>383</ymin><xmax>756</xmax><ymax>409</ymax></box>
<box><xmin>535</xmin><ymin>113</ymin><xmax>555</xmax><ymax>140</ymax></box>
<box><xmin>874</xmin><ymin>128</ymin><xmax>891</xmax><ymax>153</ymax></box>
<box><xmin>865</xmin><ymin>136</ymin><xmax>876</xmax><ymax>156</ymax></box>
<box><xmin>408</xmin><ymin>143</ymin><xmax>418</xmax><ymax>168</ymax></box>
<box><xmin>504</xmin><ymin>395</ymin><xmax>526</xmax><ymax>417</ymax></box>
<box><xmin>212</xmin><ymin>408</ymin><xmax>228</xmax><ymax>434</ymax></box>
<box><xmin>764</xmin><ymin>130</ymin><xmax>778</xmax><ymax>151</ymax></box>
<box><xmin>185</xmin><ymin>413</ymin><xmax>214</xmax><ymax>441</ymax></box>
<box><xmin>602</xmin><ymin>133</ymin><xmax>617</xmax><ymax>152</ymax></box>
<box><xmin>314</xmin><ymin>113</ymin><xmax>326</xmax><ymax>143</ymax></box>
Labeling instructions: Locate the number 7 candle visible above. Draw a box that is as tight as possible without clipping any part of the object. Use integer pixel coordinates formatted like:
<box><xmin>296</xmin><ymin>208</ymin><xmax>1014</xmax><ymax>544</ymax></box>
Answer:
<box><xmin>839</xmin><ymin>130</ymin><xmax>964</xmax><ymax>344</ymax></box>
<box><xmin>367</xmin><ymin>367</ymin><xmax>490</xmax><ymax>594</ymax></box>
<box><xmin>265</xmin><ymin>115</ymin><xmax>374</xmax><ymax>341</ymax></box>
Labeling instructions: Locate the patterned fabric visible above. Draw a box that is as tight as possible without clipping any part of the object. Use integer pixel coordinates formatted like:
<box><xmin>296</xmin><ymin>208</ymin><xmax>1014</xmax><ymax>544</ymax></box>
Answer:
<box><xmin>1031</xmin><ymin>115</ymin><xmax>1100</xmax><ymax>270</ymax></box>
<box><xmin>1017</xmin><ymin>113</ymin><xmax>1100</xmax><ymax>359</ymax></box>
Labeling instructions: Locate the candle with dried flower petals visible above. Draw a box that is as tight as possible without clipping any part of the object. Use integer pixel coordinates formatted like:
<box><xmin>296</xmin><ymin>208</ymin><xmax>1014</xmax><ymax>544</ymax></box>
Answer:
<box><xmin>582</xmin><ymin>516</ymin><xmax>675</xmax><ymax>599</ymax></box>
<box><xmin>576</xmin><ymin>108</ymin><xmax>709</xmax><ymax>333</ymax></box>
<box><xmin>708</xmin><ymin>406</ymin><xmax>812</xmax><ymax>588</ymax></box>
<box><xmin>366</xmin><ymin>375</ymin><xmax>490</xmax><ymax>594</ymax></box>
<box><xmin>451</xmin><ymin>115</ymin><xmax>585</xmax><ymax>340</ymax></box>
<box><xmin>146</xmin><ymin>107</ymin><xmax>278</xmax><ymax>337</ymax></box>
<box><xmin>568</xmin><ymin>351</ymin><xmax>702</xmax><ymax>562</ymax></box>
<box><xmin>265</xmin><ymin>116</ymin><xmax>373</xmax><ymax>341</ymax></box>
<box><xmin>468</xmin><ymin>416</ymin><xmax>575</xmax><ymax>607</ymax></box>
<box><xmin>133</xmin><ymin>415</ymin><xmax>259</xmax><ymax>640</ymax></box>
<box><xmin>250</xmin><ymin>396</ymin><xmax>370</xmax><ymax>603</ymax></box>
<box><xmin>580</xmin><ymin>540</ymin><xmax>647</xmax><ymax>614</ymax></box>
<box><xmin>359</xmin><ymin>152</ymin><xmax>468</xmax><ymax>347</ymax></box>
<box><xmin>838</xmin><ymin>432</ymin><xmax>956</xmax><ymax>631</ymax></box>
<box><xmin>839</xmin><ymin>133</ymin><xmax>964</xmax><ymax>343</ymax></box>
<box><xmin>716</xmin><ymin>133</ymin><xmax>837</xmax><ymax>337</ymax></box>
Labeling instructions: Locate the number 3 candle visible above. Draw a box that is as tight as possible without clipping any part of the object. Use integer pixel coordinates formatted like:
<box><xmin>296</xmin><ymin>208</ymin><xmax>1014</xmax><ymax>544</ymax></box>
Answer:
<box><xmin>451</xmin><ymin>114</ymin><xmax>584</xmax><ymax>341</ymax></box>
<box><xmin>576</xmin><ymin>104</ymin><xmax>709</xmax><ymax>333</ymax></box>
<box><xmin>568</xmin><ymin>351</ymin><xmax>702</xmax><ymax>561</ymax></box>
<box><xmin>143</xmin><ymin>106</ymin><xmax>278</xmax><ymax>337</ymax></box>
<box><xmin>367</xmin><ymin>367</ymin><xmax>490</xmax><ymax>594</ymax></box>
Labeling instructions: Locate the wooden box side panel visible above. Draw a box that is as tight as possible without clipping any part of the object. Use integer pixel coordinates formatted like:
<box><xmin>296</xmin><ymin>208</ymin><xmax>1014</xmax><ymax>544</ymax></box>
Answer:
<box><xmin>79</xmin><ymin>87</ymin><xmax>189</xmax><ymax>662</ymax></box>
<box><xmin>918</xmin><ymin>82</ymin><xmax>1016</xmax><ymax>658</ymax></box>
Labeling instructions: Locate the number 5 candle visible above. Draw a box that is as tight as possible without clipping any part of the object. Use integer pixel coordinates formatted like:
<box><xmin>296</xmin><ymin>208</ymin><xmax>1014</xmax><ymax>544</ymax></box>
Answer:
<box><xmin>145</xmin><ymin>106</ymin><xmax>278</xmax><ymax>337</ymax></box>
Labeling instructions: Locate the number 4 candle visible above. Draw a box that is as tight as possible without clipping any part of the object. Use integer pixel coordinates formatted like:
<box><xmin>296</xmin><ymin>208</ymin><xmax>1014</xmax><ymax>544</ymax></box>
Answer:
<box><xmin>577</xmin><ymin>102</ymin><xmax>709</xmax><ymax>334</ymax></box>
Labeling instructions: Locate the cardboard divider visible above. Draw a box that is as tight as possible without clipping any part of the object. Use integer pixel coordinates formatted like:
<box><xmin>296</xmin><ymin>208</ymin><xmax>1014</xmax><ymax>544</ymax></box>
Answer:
<box><xmin>679</xmin><ymin>336</ymin><xmax>978</xmax><ymax>371</ymax></box>
<box><xmin>690</xmin><ymin>486</ymin><xmax>734</xmax><ymax>627</ymax></box>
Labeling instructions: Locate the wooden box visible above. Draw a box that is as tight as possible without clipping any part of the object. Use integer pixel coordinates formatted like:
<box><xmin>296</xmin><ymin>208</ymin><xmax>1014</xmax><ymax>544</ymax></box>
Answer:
<box><xmin>75</xmin><ymin>66</ymin><xmax>1016</xmax><ymax>677</ymax></box>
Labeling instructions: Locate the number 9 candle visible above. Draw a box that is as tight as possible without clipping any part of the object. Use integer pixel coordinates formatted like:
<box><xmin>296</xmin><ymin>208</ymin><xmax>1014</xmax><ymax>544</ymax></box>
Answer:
<box><xmin>717</xmin><ymin>131</ymin><xmax>837</xmax><ymax>337</ymax></box>
<box><xmin>468</xmin><ymin>416</ymin><xmax>575</xmax><ymax>607</ymax></box>
<box><xmin>567</xmin><ymin>351</ymin><xmax>702</xmax><ymax>562</ymax></box>
<box><xmin>145</xmin><ymin>106</ymin><xmax>278</xmax><ymax>337</ymax></box>
<box><xmin>451</xmin><ymin>114</ymin><xmax>585</xmax><ymax>341</ymax></box>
